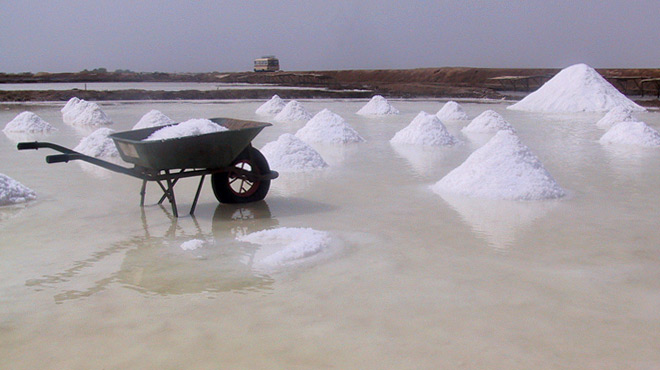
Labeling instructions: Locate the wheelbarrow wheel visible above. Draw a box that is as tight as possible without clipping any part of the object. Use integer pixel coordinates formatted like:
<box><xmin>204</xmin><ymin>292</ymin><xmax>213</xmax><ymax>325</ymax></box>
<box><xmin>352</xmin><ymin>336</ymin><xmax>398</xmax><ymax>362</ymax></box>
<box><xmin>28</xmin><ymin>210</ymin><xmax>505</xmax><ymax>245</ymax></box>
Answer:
<box><xmin>211</xmin><ymin>147</ymin><xmax>271</xmax><ymax>204</ymax></box>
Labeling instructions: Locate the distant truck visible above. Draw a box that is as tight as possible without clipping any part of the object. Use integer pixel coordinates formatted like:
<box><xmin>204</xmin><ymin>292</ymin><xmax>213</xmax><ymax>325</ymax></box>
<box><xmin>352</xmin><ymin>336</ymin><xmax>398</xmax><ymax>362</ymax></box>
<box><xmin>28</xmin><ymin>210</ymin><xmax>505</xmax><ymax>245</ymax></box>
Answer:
<box><xmin>253</xmin><ymin>56</ymin><xmax>280</xmax><ymax>72</ymax></box>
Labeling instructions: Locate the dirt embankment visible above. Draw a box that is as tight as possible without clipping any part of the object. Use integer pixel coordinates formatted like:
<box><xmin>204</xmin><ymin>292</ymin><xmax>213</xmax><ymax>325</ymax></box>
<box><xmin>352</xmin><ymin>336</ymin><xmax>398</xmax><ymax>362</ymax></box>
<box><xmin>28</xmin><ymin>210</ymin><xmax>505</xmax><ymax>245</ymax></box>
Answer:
<box><xmin>1</xmin><ymin>68</ymin><xmax>659</xmax><ymax>104</ymax></box>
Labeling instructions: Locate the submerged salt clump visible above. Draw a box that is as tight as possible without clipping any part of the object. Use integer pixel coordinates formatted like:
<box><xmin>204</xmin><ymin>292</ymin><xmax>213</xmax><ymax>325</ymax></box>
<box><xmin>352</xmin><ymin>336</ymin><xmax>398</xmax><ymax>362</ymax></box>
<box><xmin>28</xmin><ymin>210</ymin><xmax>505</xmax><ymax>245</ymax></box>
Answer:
<box><xmin>599</xmin><ymin>121</ymin><xmax>660</xmax><ymax>147</ymax></box>
<box><xmin>74</xmin><ymin>127</ymin><xmax>120</xmax><ymax>158</ymax></box>
<box><xmin>133</xmin><ymin>110</ymin><xmax>175</xmax><ymax>130</ymax></box>
<box><xmin>596</xmin><ymin>106</ymin><xmax>637</xmax><ymax>129</ymax></box>
<box><xmin>237</xmin><ymin>227</ymin><xmax>332</xmax><ymax>268</ymax></box>
<box><xmin>180</xmin><ymin>239</ymin><xmax>205</xmax><ymax>251</ymax></box>
<box><xmin>507</xmin><ymin>64</ymin><xmax>645</xmax><ymax>113</ymax></box>
<box><xmin>295</xmin><ymin>109</ymin><xmax>364</xmax><ymax>144</ymax></box>
<box><xmin>274</xmin><ymin>100</ymin><xmax>312</xmax><ymax>122</ymax></box>
<box><xmin>390</xmin><ymin>111</ymin><xmax>459</xmax><ymax>146</ymax></box>
<box><xmin>61</xmin><ymin>97</ymin><xmax>113</xmax><ymax>126</ymax></box>
<box><xmin>356</xmin><ymin>95</ymin><xmax>400</xmax><ymax>115</ymax></box>
<box><xmin>0</xmin><ymin>173</ymin><xmax>37</xmax><ymax>206</ymax></box>
<box><xmin>144</xmin><ymin>119</ymin><xmax>227</xmax><ymax>141</ymax></box>
<box><xmin>256</xmin><ymin>95</ymin><xmax>286</xmax><ymax>115</ymax></box>
<box><xmin>261</xmin><ymin>134</ymin><xmax>328</xmax><ymax>172</ymax></box>
<box><xmin>436</xmin><ymin>101</ymin><xmax>469</xmax><ymax>121</ymax></box>
<box><xmin>462</xmin><ymin>110</ymin><xmax>515</xmax><ymax>134</ymax></box>
<box><xmin>432</xmin><ymin>130</ymin><xmax>565</xmax><ymax>200</ymax></box>
<box><xmin>3</xmin><ymin>111</ymin><xmax>56</xmax><ymax>133</ymax></box>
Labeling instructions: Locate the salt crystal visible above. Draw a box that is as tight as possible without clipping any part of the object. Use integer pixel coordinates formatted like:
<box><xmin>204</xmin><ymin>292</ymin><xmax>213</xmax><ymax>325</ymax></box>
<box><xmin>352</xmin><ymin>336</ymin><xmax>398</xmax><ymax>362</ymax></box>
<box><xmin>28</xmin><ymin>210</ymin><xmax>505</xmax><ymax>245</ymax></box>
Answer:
<box><xmin>295</xmin><ymin>109</ymin><xmax>364</xmax><ymax>144</ymax></box>
<box><xmin>144</xmin><ymin>118</ymin><xmax>227</xmax><ymax>141</ymax></box>
<box><xmin>461</xmin><ymin>110</ymin><xmax>515</xmax><ymax>134</ymax></box>
<box><xmin>256</xmin><ymin>95</ymin><xmax>286</xmax><ymax>115</ymax></box>
<box><xmin>3</xmin><ymin>111</ymin><xmax>56</xmax><ymax>133</ymax></box>
<box><xmin>133</xmin><ymin>110</ymin><xmax>175</xmax><ymax>130</ymax></box>
<box><xmin>61</xmin><ymin>97</ymin><xmax>113</xmax><ymax>126</ymax></box>
<box><xmin>273</xmin><ymin>100</ymin><xmax>312</xmax><ymax>122</ymax></box>
<box><xmin>74</xmin><ymin>127</ymin><xmax>119</xmax><ymax>158</ymax></box>
<box><xmin>0</xmin><ymin>173</ymin><xmax>37</xmax><ymax>206</ymax></box>
<box><xmin>599</xmin><ymin>121</ymin><xmax>660</xmax><ymax>147</ymax></box>
<box><xmin>390</xmin><ymin>111</ymin><xmax>459</xmax><ymax>146</ymax></box>
<box><xmin>356</xmin><ymin>95</ymin><xmax>399</xmax><ymax>115</ymax></box>
<box><xmin>436</xmin><ymin>101</ymin><xmax>469</xmax><ymax>121</ymax></box>
<box><xmin>237</xmin><ymin>227</ymin><xmax>331</xmax><ymax>268</ymax></box>
<box><xmin>261</xmin><ymin>134</ymin><xmax>328</xmax><ymax>172</ymax></box>
<box><xmin>596</xmin><ymin>106</ymin><xmax>636</xmax><ymax>129</ymax></box>
<box><xmin>507</xmin><ymin>64</ymin><xmax>645</xmax><ymax>113</ymax></box>
<box><xmin>432</xmin><ymin>130</ymin><xmax>565</xmax><ymax>200</ymax></box>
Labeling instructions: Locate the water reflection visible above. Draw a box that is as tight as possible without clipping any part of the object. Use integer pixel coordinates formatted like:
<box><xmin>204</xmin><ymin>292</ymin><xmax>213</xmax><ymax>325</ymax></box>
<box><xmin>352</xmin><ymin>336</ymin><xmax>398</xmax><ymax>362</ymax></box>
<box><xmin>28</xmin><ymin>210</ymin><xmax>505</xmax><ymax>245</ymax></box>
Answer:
<box><xmin>390</xmin><ymin>143</ymin><xmax>449</xmax><ymax>177</ymax></box>
<box><xmin>25</xmin><ymin>202</ymin><xmax>278</xmax><ymax>302</ymax></box>
<box><xmin>440</xmin><ymin>193</ymin><xmax>558</xmax><ymax>251</ymax></box>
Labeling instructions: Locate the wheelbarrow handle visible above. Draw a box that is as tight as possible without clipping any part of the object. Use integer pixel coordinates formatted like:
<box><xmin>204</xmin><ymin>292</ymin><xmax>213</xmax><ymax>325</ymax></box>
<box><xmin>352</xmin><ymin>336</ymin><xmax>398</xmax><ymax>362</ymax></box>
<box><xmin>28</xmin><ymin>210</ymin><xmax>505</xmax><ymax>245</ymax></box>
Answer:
<box><xmin>46</xmin><ymin>154</ymin><xmax>84</xmax><ymax>164</ymax></box>
<box><xmin>17</xmin><ymin>142</ymin><xmax>41</xmax><ymax>150</ymax></box>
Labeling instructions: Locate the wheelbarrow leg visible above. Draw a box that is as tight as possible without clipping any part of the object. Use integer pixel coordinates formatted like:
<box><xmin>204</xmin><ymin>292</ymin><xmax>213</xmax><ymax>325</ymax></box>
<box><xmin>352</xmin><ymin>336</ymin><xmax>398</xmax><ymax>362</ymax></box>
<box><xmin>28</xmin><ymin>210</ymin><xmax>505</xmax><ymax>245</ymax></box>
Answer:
<box><xmin>139</xmin><ymin>180</ymin><xmax>147</xmax><ymax>207</ymax></box>
<box><xmin>189</xmin><ymin>174</ymin><xmax>206</xmax><ymax>215</ymax></box>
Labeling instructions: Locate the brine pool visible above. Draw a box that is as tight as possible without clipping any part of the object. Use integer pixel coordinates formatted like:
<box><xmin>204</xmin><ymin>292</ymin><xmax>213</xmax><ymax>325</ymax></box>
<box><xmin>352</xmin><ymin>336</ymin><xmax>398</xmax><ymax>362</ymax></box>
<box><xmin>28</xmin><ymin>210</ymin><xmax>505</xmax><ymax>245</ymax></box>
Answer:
<box><xmin>1</xmin><ymin>99</ymin><xmax>659</xmax><ymax>369</ymax></box>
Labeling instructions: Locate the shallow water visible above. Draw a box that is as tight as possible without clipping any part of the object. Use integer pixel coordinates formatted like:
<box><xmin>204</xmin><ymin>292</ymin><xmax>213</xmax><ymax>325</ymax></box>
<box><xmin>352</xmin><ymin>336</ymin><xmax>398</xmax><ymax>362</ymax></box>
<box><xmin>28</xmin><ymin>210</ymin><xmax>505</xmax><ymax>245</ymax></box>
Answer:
<box><xmin>0</xmin><ymin>82</ymin><xmax>322</xmax><ymax>91</ymax></box>
<box><xmin>1</xmin><ymin>99</ymin><xmax>660</xmax><ymax>369</ymax></box>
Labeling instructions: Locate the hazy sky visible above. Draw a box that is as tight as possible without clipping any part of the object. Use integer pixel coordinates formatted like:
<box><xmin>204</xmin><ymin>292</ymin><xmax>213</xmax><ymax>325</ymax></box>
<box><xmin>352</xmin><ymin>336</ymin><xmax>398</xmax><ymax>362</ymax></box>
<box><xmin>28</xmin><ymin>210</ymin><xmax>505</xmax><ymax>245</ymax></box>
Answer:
<box><xmin>1</xmin><ymin>0</ymin><xmax>658</xmax><ymax>73</ymax></box>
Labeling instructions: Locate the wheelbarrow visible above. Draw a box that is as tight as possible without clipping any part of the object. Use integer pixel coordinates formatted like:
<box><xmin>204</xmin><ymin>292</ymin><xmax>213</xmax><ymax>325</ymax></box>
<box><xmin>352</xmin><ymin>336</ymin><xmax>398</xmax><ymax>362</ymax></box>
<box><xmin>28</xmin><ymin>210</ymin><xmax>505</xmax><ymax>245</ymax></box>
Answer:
<box><xmin>17</xmin><ymin>117</ymin><xmax>278</xmax><ymax>217</ymax></box>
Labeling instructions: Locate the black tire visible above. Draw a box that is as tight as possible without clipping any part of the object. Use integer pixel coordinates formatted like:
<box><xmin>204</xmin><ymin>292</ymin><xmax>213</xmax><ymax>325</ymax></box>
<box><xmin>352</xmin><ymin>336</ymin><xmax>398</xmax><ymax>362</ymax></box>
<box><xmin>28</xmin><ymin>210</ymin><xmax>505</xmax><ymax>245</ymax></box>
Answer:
<box><xmin>211</xmin><ymin>147</ymin><xmax>271</xmax><ymax>204</ymax></box>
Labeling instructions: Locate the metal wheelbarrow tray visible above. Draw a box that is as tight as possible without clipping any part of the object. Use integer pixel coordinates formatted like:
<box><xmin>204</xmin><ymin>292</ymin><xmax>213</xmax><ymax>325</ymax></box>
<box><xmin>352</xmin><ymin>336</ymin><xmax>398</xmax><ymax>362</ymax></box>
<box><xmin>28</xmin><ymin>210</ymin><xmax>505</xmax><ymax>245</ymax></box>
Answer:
<box><xmin>18</xmin><ymin>118</ymin><xmax>278</xmax><ymax>217</ymax></box>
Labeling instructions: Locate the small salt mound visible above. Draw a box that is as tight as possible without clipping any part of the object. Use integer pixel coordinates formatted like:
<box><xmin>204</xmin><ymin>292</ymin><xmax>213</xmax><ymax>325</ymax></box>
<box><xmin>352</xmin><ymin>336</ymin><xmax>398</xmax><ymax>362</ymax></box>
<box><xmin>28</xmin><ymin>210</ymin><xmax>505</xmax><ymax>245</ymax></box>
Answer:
<box><xmin>261</xmin><ymin>134</ymin><xmax>328</xmax><ymax>172</ymax></box>
<box><xmin>237</xmin><ymin>227</ymin><xmax>331</xmax><ymax>268</ymax></box>
<box><xmin>599</xmin><ymin>121</ymin><xmax>660</xmax><ymax>147</ymax></box>
<box><xmin>61</xmin><ymin>97</ymin><xmax>113</xmax><ymax>126</ymax></box>
<box><xmin>596</xmin><ymin>106</ymin><xmax>636</xmax><ymax>129</ymax></box>
<box><xmin>356</xmin><ymin>95</ymin><xmax>400</xmax><ymax>115</ymax></box>
<box><xmin>0</xmin><ymin>173</ymin><xmax>37</xmax><ymax>206</ymax></box>
<box><xmin>144</xmin><ymin>119</ymin><xmax>227</xmax><ymax>141</ymax></box>
<box><xmin>74</xmin><ymin>127</ymin><xmax>119</xmax><ymax>158</ymax></box>
<box><xmin>461</xmin><ymin>110</ymin><xmax>515</xmax><ymax>134</ymax></box>
<box><xmin>432</xmin><ymin>130</ymin><xmax>565</xmax><ymax>200</ymax></box>
<box><xmin>390</xmin><ymin>111</ymin><xmax>459</xmax><ymax>146</ymax></box>
<box><xmin>295</xmin><ymin>109</ymin><xmax>365</xmax><ymax>144</ymax></box>
<box><xmin>3</xmin><ymin>111</ymin><xmax>56</xmax><ymax>133</ymax></box>
<box><xmin>507</xmin><ymin>63</ymin><xmax>645</xmax><ymax>113</ymax></box>
<box><xmin>273</xmin><ymin>100</ymin><xmax>312</xmax><ymax>122</ymax></box>
<box><xmin>180</xmin><ymin>239</ymin><xmax>205</xmax><ymax>251</ymax></box>
<box><xmin>436</xmin><ymin>101</ymin><xmax>469</xmax><ymax>121</ymax></box>
<box><xmin>256</xmin><ymin>95</ymin><xmax>286</xmax><ymax>115</ymax></box>
<box><xmin>133</xmin><ymin>110</ymin><xmax>175</xmax><ymax>130</ymax></box>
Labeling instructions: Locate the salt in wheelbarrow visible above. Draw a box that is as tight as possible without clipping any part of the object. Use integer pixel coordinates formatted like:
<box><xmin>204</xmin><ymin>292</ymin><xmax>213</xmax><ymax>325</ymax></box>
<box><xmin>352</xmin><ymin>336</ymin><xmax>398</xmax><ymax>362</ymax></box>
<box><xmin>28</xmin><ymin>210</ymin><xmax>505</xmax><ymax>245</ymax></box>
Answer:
<box><xmin>17</xmin><ymin>117</ymin><xmax>278</xmax><ymax>217</ymax></box>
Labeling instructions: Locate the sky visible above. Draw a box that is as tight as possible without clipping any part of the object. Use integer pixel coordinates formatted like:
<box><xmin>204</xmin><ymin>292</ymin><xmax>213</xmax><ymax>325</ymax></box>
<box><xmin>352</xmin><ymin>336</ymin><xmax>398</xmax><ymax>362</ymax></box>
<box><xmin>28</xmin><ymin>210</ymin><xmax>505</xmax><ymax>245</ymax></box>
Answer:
<box><xmin>1</xmin><ymin>0</ymin><xmax>658</xmax><ymax>73</ymax></box>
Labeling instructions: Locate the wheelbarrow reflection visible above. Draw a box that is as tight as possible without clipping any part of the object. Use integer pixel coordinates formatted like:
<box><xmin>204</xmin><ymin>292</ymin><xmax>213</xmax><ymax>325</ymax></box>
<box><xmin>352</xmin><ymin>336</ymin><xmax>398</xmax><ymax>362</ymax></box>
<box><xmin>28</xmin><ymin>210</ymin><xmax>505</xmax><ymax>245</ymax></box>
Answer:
<box><xmin>25</xmin><ymin>201</ymin><xmax>278</xmax><ymax>303</ymax></box>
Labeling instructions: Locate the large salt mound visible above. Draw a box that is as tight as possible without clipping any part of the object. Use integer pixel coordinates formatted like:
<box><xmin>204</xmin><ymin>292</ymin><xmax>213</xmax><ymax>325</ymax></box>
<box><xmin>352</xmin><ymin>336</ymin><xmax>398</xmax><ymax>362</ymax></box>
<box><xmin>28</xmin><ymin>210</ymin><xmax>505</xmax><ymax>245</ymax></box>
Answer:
<box><xmin>436</xmin><ymin>101</ymin><xmax>469</xmax><ymax>121</ymax></box>
<box><xmin>596</xmin><ymin>106</ymin><xmax>636</xmax><ymax>129</ymax></box>
<box><xmin>432</xmin><ymin>130</ymin><xmax>565</xmax><ymax>200</ymax></box>
<box><xmin>507</xmin><ymin>63</ymin><xmax>645</xmax><ymax>113</ymax></box>
<box><xmin>256</xmin><ymin>95</ymin><xmax>286</xmax><ymax>115</ymax></box>
<box><xmin>356</xmin><ymin>95</ymin><xmax>399</xmax><ymax>115</ymax></box>
<box><xmin>461</xmin><ymin>110</ymin><xmax>515</xmax><ymax>134</ymax></box>
<box><xmin>390</xmin><ymin>111</ymin><xmax>459</xmax><ymax>146</ymax></box>
<box><xmin>261</xmin><ymin>134</ymin><xmax>328</xmax><ymax>172</ymax></box>
<box><xmin>144</xmin><ymin>119</ymin><xmax>227</xmax><ymax>141</ymax></box>
<box><xmin>1</xmin><ymin>173</ymin><xmax>37</xmax><ymax>206</ymax></box>
<box><xmin>295</xmin><ymin>109</ymin><xmax>364</xmax><ymax>144</ymax></box>
<box><xmin>237</xmin><ymin>227</ymin><xmax>332</xmax><ymax>268</ymax></box>
<box><xmin>61</xmin><ymin>97</ymin><xmax>113</xmax><ymax>126</ymax></box>
<box><xmin>74</xmin><ymin>127</ymin><xmax>120</xmax><ymax>158</ymax></box>
<box><xmin>274</xmin><ymin>100</ymin><xmax>312</xmax><ymax>122</ymax></box>
<box><xmin>133</xmin><ymin>110</ymin><xmax>175</xmax><ymax>130</ymax></box>
<box><xmin>3</xmin><ymin>111</ymin><xmax>56</xmax><ymax>133</ymax></box>
<box><xmin>599</xmin><ymin>121</ymin><xmax>660</xmax><ymax>147</ymax></box>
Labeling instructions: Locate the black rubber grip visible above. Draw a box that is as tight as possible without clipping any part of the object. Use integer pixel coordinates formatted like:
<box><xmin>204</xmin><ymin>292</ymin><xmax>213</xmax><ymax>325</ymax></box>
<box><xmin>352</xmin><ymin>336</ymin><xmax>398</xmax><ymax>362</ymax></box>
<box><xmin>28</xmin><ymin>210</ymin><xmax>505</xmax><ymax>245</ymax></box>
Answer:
<box><xmin>46</xmin><ymin>154</ymin><xmax>72</xmax><ymax>164</ymax></box>
<box><xmin>17</xmin><ymin>142</ymin><xmax>40</xmax><ymax>150</ymax></box>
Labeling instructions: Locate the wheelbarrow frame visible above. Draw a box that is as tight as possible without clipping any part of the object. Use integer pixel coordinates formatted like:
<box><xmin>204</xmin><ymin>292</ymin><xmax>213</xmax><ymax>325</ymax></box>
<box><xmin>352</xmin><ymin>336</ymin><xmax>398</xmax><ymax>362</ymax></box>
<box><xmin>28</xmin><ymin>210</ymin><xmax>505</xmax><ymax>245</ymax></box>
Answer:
<box><xmin>17</xmin><ymin>118</ymin><xmax>278</xmax><ymax>217</ymax></box>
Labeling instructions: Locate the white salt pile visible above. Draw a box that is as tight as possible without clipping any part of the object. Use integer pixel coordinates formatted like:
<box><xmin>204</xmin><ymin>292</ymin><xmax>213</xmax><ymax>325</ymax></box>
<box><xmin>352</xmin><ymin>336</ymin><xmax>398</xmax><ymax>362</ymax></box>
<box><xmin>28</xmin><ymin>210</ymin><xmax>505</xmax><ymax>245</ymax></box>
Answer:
<box><xmin>432</xmin><ymin>130</ymin><xmax>565</xmax><ymax>200</ymax></box>
<box><xmin>599</xmin><ymin>121</ymin><xmax>660</xmax><ymax>147</ymax></box>
<box><xmin>274</xmin><ymin>100</ymin><xmax>312</xmax><ymax>122</ymax></box>
<box><xmin>0</xmin><ymin>173</ymin><xmax>37</xmax><ymax>206</ymax></box>
<box><xmin>180</xmin><ymin>239</ymin><xmax>205</xmax><ymax>251</ymax></box>
<box><xmin>237</xmin><ymin>227</ymin><xmax>332</xmax><ymax>268</ymax></box>
<box><xmin>436</xmin><ymin>101</ymin><xmax>469</xmax><ymax>121</ymax></box>
<box><xmin>507</xmin><ymin>63</ymin><xmax>646</xmax><ymax>113</ymax></box>
<box><xmin>61</xmin><ymin>97</ymin><xmax>113</xmax><ymax>126</ymax></box>
<box><xmin>144</xmin><ymin>119</ymin><xmax>227</xmax><ymax>141</ymax></box>
<box><xmin>390</xmin><ymin>111</ymin><xmax>459</xmax><ymax>146</ymax></box>
<box><xmin>3</xmin><ymin>111</ymin><xmax>56</xmax><ymax>133</ymax></box>
<box><xmin>74</xmin><ymin>127</ymin><xmax>120</xmax><ymax>158</ymax></box>
<box><xmin>261</xmin><ymin>134</ymin><xmax>328</xmax><ymax>172</ymax></box>
<box><xmin>295</xmin><ymin>109</ymin><xmax>365</xmax><ymax>144</ymax></box>
<box><xmin>461</xmin><ymin>110</ymin><xmax>515</xmax><ymax>134</ymax></box>
<box><xmin>596</xmin><ymin>106</ymin><xmax>636</xmax><ymax>129</ymax></box>
<box><xmin>356</xmin><ymin>95</ymin><xmax>400</xmax><ymax>115</ymax></box>
<box><xmin>133</xmin><ymin>110</ymin><xmax>175</xmax><ymax>130</ymax></box>
<box><xmin>255</xmin><ymin>95</ymin><xmax>286</xmax><ymax>115</ymax></box>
